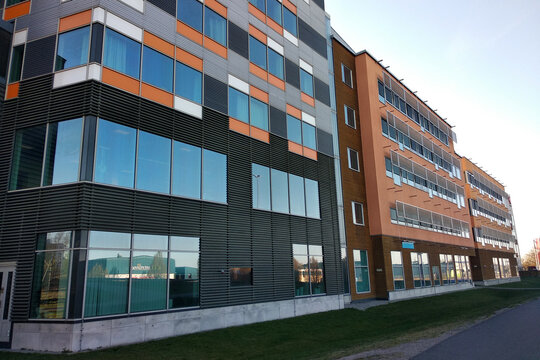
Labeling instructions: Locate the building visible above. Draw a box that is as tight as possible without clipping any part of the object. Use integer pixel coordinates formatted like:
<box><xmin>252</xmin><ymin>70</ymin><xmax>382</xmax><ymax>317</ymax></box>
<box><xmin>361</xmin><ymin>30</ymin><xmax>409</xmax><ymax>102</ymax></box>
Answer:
<box><xmin>0</xmin><ymin>0</ymin><xmax>346</xmax><ymax>352</ymax></box>
<box><xmin>332</xmin><ymin>34</ymin><xmax>478</xmax><ymax>302</ymax></box>
<box><xmin>535</xmin><ymin>238</ymin><xmax>540</xmax><ymax>269</ymax></box>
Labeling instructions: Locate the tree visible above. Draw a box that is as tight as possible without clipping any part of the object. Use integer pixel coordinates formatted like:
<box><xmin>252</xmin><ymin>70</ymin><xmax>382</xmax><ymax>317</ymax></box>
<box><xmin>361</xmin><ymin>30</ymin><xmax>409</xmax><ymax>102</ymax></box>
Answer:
<box><xmin>521</xmin><ymin>248</ymin><xmax>537</xmax><ymax>269</ymax></box>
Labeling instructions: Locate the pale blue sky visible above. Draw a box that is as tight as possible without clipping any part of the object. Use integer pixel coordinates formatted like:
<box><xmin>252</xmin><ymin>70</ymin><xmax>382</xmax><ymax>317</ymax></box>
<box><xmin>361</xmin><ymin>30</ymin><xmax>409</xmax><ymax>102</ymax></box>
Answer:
<box><xmin>326</xmin><ymin>0</ymin><xmax>540</xmax><ymax>256</ymax></box>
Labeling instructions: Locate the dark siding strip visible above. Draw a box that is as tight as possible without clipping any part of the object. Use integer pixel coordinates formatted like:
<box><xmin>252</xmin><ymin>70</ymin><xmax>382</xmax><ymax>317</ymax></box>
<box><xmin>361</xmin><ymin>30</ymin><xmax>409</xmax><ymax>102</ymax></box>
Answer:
<box><xmin>22</xmin><ymin>35</ymin><xmax>56</xmax><ymax>80</ymax></box>
<box><xmin>204</xmin><ymin>74</ymin><xmax>228</xmax><ymax>115</ymax></box>
<box><xmin>228</xmin><ymin>21</ymin><xmax>248</xmax><ymax>59</ymax></box>
<box><xmin>298</xmin><ymin>18</ymin><xmax>327</xmax><ymax>59</ymax></box>
<box><xmin>312</xmin><ymin>0</ymin><xmax>325</xmax><ymax>10</ymax></box>
<box><xmin>146</xmin><ymin>0</ymin><xmax>176</xmax><ymax>16</ymax></box>
<box><xmin>269</xmin><ymin>106</ymin><xmax>287</xmax><ymax>139</ymax></box>
<box><xmin>317</xmin><ymin>128</ymin><xmax>333</xmax><ymax>157</ymax></box>
<box><xmin>314</xmin><ymin>77</ymin><xmax>330</xmax><ymax>106</ymax></box>
<box><xmin>89</xmin><ymin>23</ymin><xmax>104</xmax><ymax>64</ymax></box>
<box><xmin>285</xmin><ymin>59</ymin><xmax>300</xmax><ymax>89</ymax></box>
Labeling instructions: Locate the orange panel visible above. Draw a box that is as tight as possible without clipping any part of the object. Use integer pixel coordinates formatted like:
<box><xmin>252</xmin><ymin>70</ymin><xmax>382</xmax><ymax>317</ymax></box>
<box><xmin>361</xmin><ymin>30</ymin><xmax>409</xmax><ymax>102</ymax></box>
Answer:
<box><xmin>249</xmin><ymin>63</ymin><xmax>268</xmax><ymax>81</ymax></box>
<box><xmin>177</xmin><ymin>21</ymin><xmax>203</xmax><ymax>45</ymax></box>
<box><xmin>229</xmin><ymin>117</ymin><xmax>250</xmax><ymax>136</ymax></box>
<box><xmin>250</xmin><ymin>126</ymin><xmax>269</xmax><ymax>143</ymax></box>
<box><xmin>283</xmin><ymin>0</ymin><xmax>297</xmax><ymax>14</ymax></box>
<box><xmin>301</xmin><ymin>92</ymin><xmax>315</xmax><ymax>107</ymax></box>
<box><xmin>5</xmin><ymin>82</ymin><xmax>20</xmax><ymax>100</ymax></box>
<box><xmin>144</xmin><ymin>31</ymin><xmax>174</xmax><ymax>58</ymax></box>
<box><xmin>268</xmin><ymin>74</ymin><xmax>285</xmax><ymax>91</ymax></box>
<box><xmin>3</xmin><ymin>1</ymin><xmax>30</xmax><ymax>21</ymax></box>
<box><xmin>141</xmin><ymin>83</ymin><xmax>174</xmax><ymax>108</ymax></box>
<box><xmin>176</xmin><ymin>47</ymin><xmax>203</xmax><ymax>71</ymax></box>
<box><xmin>288</xmin><ymin>141</ymin><xmax>303</xmax><ymax>155</ymax></box>
<box><xmin>266</xmin><ymin>17</ymin><xmax>283</xmax><ymax>36</ymax></box>
<box><xmin>286</xmin><ymin>104</ymin><xmax>302</xmax><ymax>119</ymax></box>
<box><xmin>250</xmin><ymin>86</ymin><xmax>269</xmax><ymax>103</ymax></box>
<box><xmin>303</xmin><ymin>147</ymin><xmax>318</xmax><ymax>161</ymax></box>
<box><xmin>58</xmin><ymin>9</ymin><xmax>92</xmax><ymax>33</ymax></box>
<box><xmin>249</xmin><ymin>24</ymin><xmax>267</xmax><ymax>44</ymax></box>
<box><xmin>248</xmin><ymin>3</ymin><xmax>267</xmax><ymax>23</ymax></box>
<box><xmin>102</xmin><ymin>67</ymin><xmax>140</xmax><ymax>96</ymax></box>
<box><xmin>205</xmin><ymin>0</ymin><xmax>227</xmax><ymax>18</ymax></box>
<box><xmin>204</xmin><ymin>36</ymin><xmax>227</xmax><ymax>59</ymax></box>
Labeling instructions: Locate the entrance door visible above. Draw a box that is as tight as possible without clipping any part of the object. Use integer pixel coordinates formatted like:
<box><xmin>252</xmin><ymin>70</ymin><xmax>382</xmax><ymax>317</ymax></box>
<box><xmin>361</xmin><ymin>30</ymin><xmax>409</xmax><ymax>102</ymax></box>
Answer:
<box><xmin>0</xmin><ymin>264</ymin><xmax>15</xmax><ymax>344</ymax></box>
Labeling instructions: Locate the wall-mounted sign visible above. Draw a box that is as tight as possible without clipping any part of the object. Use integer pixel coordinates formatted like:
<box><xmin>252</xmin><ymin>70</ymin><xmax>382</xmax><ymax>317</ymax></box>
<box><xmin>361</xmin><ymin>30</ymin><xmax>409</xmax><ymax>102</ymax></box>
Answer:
<box><xmin>402</xmin><ymin>241</ymin><xmax>414</xmax><ymax>249</ymax></box>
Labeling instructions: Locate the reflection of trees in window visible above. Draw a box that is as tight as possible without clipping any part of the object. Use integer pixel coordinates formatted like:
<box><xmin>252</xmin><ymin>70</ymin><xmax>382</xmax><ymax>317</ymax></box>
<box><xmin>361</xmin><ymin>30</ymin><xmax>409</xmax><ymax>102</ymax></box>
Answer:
<box><xmin>148</xmin><ymin>251</ymin><xmax>167</xmax><ymax>279</ymax></box>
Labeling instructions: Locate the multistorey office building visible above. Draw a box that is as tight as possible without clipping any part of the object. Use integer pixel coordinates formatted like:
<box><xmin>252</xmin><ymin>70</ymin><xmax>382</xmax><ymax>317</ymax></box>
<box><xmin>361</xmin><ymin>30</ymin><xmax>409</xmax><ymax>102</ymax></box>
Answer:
<box><xmin>0</xmin><ymin>0</ymin><xmax>346</xmax><ymax>351</ymax></box>
<box><xmin>462</xmin><ymin>157</ymin><xmax>519</xmax><ymax>284</ymax></box>
<box><xmin>332</xmin><ymin>34</ymin><xmax>478</xmax><ymax>301</ymax></box>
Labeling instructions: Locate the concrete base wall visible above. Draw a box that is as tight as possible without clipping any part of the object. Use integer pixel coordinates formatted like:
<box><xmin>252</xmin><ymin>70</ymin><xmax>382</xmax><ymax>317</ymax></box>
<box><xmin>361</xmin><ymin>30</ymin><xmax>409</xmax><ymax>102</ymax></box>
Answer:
<box><xmin>11</xmin><ymin>295</ymin><xmax>344</xmax><ymax>352</ymax></box>
<box><xmin>388</xmin><ymin>283</ymin><xmax>474</xmax><ymax>302</ymax></box>
<box><xmin>474</xmin><ymin>276</ymin><xmax>520</xmax><ymax>287</ymax></box>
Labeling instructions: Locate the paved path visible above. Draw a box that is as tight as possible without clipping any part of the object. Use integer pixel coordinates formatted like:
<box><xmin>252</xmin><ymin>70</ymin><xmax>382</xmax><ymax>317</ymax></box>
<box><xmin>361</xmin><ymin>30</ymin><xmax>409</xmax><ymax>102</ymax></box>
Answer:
<box><xmin>412</xmin><ymin>298</ymin><xmax>540</xmax><ymax>360</ymax></box>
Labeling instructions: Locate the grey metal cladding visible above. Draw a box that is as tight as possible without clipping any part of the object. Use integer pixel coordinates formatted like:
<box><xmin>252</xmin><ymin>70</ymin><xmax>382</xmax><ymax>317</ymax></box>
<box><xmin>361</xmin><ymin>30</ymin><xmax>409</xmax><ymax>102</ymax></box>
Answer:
<box><xmin>22</xmin><ymin>35</ymin><xmax>56</xmax><ymax>80</ymax></box>
<box><xmin>80</xmin><ymin>116</ymin><xmax>96</xmax><ymax>182</ymax></box>
<box><xmin>204</xmin><ymin>74</ymin><xmax>228</xmax><ymax>115</ymax></box>
<box><xmin>0</xmin><ymin>28</ymin><xmax>10</xmax><ymax>79</ymax></box>
<box><xmin>314</xmin><ymin>77</ymin><xmax>330</xmax><ymax>107</ymax></box>
<box><xmin>89</xmin><ymin>23</ymin><xmax>104</xmax><ymax>64</ymax></box>
<box><xmin>146</xmin><ymin>0</ymin><xmax>176</xmax><ymax>17</ymax></box>
<box><xmin>298</xmin><ymin>18</ymin><xmax>327</xmax><ymax>59</ymax></box>
<box><xmin>312</xmin><ymin>0</ymin><xmax>325</xmax><ymax>10</ymax></box>
<box><xmin>285</xmin><ymin>58</ymin><xmax>300</xmax><ymax>89</ymax></box>
<box><xmin>270</xmin><ymin>106</ymin><xmax>287</xmax><ymax>138</ymax></box>
<box><xmin>228</xmin><ymin>21</ymin><xmax>248</xmax><ymax>59</ymax></box>
<box><xmin>317</xmin><ymin>128</ymin><xmax>333</xmax><ymax>156</ymax></box>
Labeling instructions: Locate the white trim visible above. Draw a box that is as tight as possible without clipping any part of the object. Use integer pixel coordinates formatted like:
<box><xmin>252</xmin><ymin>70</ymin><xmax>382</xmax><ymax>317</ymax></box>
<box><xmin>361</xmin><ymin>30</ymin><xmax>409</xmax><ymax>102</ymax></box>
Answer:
<box><xmin>351</xmin><ymin>201</ymin><xmax>364</xmax><ymax>226</ymax></box>
<box><xmin>267</xmin><ymin>37</ymin><xmax>284</xmax><ymax>55</ymax></box>
<box><xmin>344</xmin><ymin>105</ymin><xmax>356</xmax><ymax>129</ymax></box>
<box><xmin>283</xmin><ymin>30</ymin><xmax>298</xmax><ymax>46</ymax></box>
<box><xmin>118</xmin><ymin>0</ymin><xmax>144</xmax><ymax>13</ymax></box>
<box><xmin>92</xmin><ymin>7</ymin><xmax>106</xmax><ymax>24</ymax></box>
<box><xmin>174</xmin><ymin>96</ymin><xmax>203</xmax><ymax>119</ymax></box>
<box><xmin>53</xmin><ymin>66</ymin><xmax>88</xmax><ymax>88</ymax></box>
<box><xmin>228</xmin><ymin>74</ymin><xmax>249</xmax><ymax>94</ymax></box>
<box><xmin>87</xmin><ymin>64</ymin><xmax>102</xmax><ymax>81</ymax></box>
<box><xmin>12</xmin><ymin>29</ymin><xmax>28</xmax><ymax>46</ymax></box>
<box><xmin>347</xmin><ymin>147</ymin><xmax>359</xmax><ymax>172</ymax></box>
<box><xmin>301</xmin><ymin>111</ymin><xmax>315</xmax><ymax>126</ymax></box>
<box><xmin>105</xmin><ymin>13</ymin><xmax>143</xmax><ymax>42</ymax></box>
<box><xmin>299</xmin><ymin>59</ymin><xmax>313</xmax><ymax>74</ymax></box>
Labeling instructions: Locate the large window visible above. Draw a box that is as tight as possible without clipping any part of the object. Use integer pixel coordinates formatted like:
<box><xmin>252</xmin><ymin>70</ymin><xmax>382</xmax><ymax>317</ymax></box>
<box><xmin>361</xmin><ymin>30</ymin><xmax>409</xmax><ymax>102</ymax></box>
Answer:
<box><xmin>250</xmin><ymin>97</ymin><xmax>269</xmax><ymax>131</ymax></box>
<box><xmin>347</xmin><ymin>148</ymin><xmax>359</xmax><ymax>171</ymax></box>
<box><xmin>304</xmin><ymin>179</ymin><xmax>320</xmax><ymax>219</ymax></box>
<box><xmin>229</xmin><ymin>87</ymin><xmax>269</xmax><ymax>131</ymax></box>
<box><xmin>172</xmin><ymin>141</ymin><xmax>201</xmax><ymax>199</ymax></box>
<box><xmin>266</xmin><ymin>0</ymin><xmax>282</xmax><ymax>25</ymax></box>
<box><xmin>411</xmin><ymin>252</ymin><xmax>431</xmax><ymax>288</ymax></box>
<box><xmin>440</xmin><ymin>254</ymin><xmax>448</xmax><ymax>285</ymax></box>
<box><xmin>202</xmin><ymin>149</ymin><xmax>227</xmax><ymax>203</ymax></box>
<box><xmin>440</xmin><ymin>254</ymin><xmax>456</xmax><ymax>284</ymax></box>
<box><xmin>136</xmin><ymin>131</ymin><xmax>171</xmax><ymax>194</ymax></box>
<box><xmin>493</xmin><ymin>258</ymin><xmax>501</xmax><ymax>279</ymax></box>
<box><xmin>353</xmin><ymin>250</ymin><xmax>370</xmax><ymax>293</ymax></box>
<box><xmin>283</xmin><ymin>7</ymin><xmax>297</xmax><ymax>36</ymax></box>
<box><xmin>352</xmin><ymin>202</ymin><xmax>364</xmax><ymax>226</ymax></box>
<box><xmin>293</xmin><ymin>244</ymin><xmax>324</xmax><ymax>296</ymax></box>
<box><xmin>249</xmin><ymin>36</ymin><xmax>267</xmax><ymax>70</ymax></box>
<box><xmin>252</xmin><ymin>163</ymin><xmax>271</xmax><ymax>211</ymax></box>
<box><xmin>302</xmin><ymin>122</ymin><xmax>316</xmax><ymax>150</ymax></box>
<box><xmin>300</xmin><ymin>69</ymin><xmax>314</xmax><ymax>97</ymax></box>
<box><xmin>175</xmin><ymin>61</ymin><xmax>202</xmax><ymax>104</ymax></box>
<box><xmin>10</xmin><ymin>125</ymin><xmax>47</xmax><ymax>190</ymax></box>
<box><xmin>249</xmin><ymin>0</ymin><xmax>265</xmax><ymax>12</ymax></box>
<box><xmin>268</xmin><ymin>48</ymin><xmax>284</xmax><ymax>79</ymax></box>
<box><xmin>142</xmin><ymin>46</ymin><xmax>174</xmax><ymax>92</ymax></box>
<box><xmin>271</xmin><ymin>168</ymin><xmax>289</xmax><ymax>214</ymax></box>
<box><xmin>103</xmin><ymin>29</ymin><xmax>141</xmax><ymax>79</ymax></box>
<box><xmin>55</xmin><ymin>26</ymin><xmax>90</xmax><ymax>71</ymax></box>
<box><xmin>287</xmin><ymin>114</ymin><xmax>302</xmax><ymax>144</ymax></box>
<box><xmin>177</xmin><ymin>0</ymin><xmax>203</xmax><ymax>32</ymax></box>
<box><xmin>289</xmin><ymin>174</ymin><xmax>305</xmax><ymax>217</ymax></box>
<box><xmin>204</xmin><ymin>7</ymin><xmax>227</xmax><ymax>46</ymax></box>
<box><xmin>8</xmin><ymin>44</ymin><xmax>24</xmax><ymax>83</ymax></box>
<box><xmin>390</xmin><ymin>251</ymin><xmax>405</xmax><ymax>290</ymax></box>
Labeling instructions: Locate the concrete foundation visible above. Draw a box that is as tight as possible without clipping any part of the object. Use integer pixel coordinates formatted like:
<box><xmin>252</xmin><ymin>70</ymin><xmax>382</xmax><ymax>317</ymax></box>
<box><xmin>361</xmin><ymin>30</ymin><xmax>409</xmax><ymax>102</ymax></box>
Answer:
<box><xmin>474</xmin><ymin>276</ymin><xmax>520</xmax><ymax>287</ymax></box>
<box><xmin>388</xmin><ymin>283</ymin><xmax>474</xmax><ymax>302</ymax></box>
<box><xmin>11</xmin><ymin>295</ymin><xmax>344</xmax><ymax>352</ymax></box>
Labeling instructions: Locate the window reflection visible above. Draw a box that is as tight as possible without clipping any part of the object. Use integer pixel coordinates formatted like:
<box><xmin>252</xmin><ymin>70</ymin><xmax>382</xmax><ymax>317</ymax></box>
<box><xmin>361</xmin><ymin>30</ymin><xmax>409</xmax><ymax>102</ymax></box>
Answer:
<box><xmin>55</xmin><ymin>26</ymin><xmax>90</xmax><ymax>71</ymax></box>
<box><xmin>104</xmin><ymin>29</ymin><xmax>141</xmax><ymax>79</ymax></box>
<box><xmin>293</xmin><ymin>244</ymin><xmax>324</xmax><ymax>296</ymax></box>
<box><xmin>202</xmin><ymin>149</ymin><xmax>227</xmax><ymax>203</ymax></box>
<box><xmin>9</xmin><ymin>125</ymin><xmax>47</xmax><ymax>190</ymax></box>
<box><xmin>177</xmin><ymin>0</ymin><xmax>203</xmax><ymax>32</ymax></box>
<box><xmin>204</xmin><ymin>7</ymin><xmax>227</xmax><ymax>46</ymax></box>
<box><xmin>136</xmin><ymin>131</ymin><xmax>171</xmax><ymax>194</ymax></box>
<box><xmin>172</xmin><ymin>141</ymin><xmax>201</xmax><ymax>199</ymax></box>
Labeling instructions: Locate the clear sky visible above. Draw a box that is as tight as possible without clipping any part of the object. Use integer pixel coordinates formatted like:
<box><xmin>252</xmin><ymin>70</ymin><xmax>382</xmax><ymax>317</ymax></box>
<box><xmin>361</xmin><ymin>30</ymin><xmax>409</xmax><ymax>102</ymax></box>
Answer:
<box><xmin>326</xmin><ymin>0</ymin><xmax>540</xmax><ymax>256</ymax></box>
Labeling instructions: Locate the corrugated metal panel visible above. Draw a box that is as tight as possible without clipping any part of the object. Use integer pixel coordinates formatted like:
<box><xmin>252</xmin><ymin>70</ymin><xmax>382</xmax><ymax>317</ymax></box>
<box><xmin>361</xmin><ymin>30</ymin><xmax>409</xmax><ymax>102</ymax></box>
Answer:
<box><xmin>147</xmin><ymin>0</ymin><xmax>176</xmax><ymax>17</ymax></box>
<box><xmin>228</xmin><ymin>20</ymin><xmax>248</xmax><ymax>59</ymax></box>
<box><xmin>297</xmin><ymin>18</ymin><xmax>327</xmax><ymax>59</ymax></box>
<box><xmin>22</xmin><ymin>36</ymin><xmax>56</xmax><ymax>80</ymax></box>
<box><xmin>314</xmin><ymin>77</ymin><xmax>330</xmax><ymax>106</ymax></box>
<box><xmin>285</xmin><ymin>58</ymin><xmax>300</xmax><ymax>89</ymax></box>
<box><xmin>204</xmin><ymin>75</ymin><xmax>228</xmax><ymax>115</ymax></box>
<box><xmin>89</xmin><ymin>23</ymin><xmax>104</xmax><ymax>64</ymax></box>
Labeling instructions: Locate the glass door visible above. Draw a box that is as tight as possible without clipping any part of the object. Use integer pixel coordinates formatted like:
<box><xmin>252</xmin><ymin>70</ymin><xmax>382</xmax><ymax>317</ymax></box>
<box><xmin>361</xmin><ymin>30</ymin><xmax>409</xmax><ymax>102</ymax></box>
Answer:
<box><xmin>0</xmin><ymin>265</ymin><xmax>15</xmax><ymax>344</ymax></box>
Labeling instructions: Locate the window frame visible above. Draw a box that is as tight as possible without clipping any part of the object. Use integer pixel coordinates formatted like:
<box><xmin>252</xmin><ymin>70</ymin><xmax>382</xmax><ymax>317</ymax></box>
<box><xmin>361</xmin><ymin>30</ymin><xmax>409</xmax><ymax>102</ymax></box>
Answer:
<box><xmin>344</xmin><ymin>105</ymin><xmax>356</xmax><ymax>129</ymax></box>
<box><xmin>351</xmin><ymin>201</ymin><xmax>364</xmax><ymax>226</ymax></box>
<box><xmin>390</xmin><ymin>251</ymin><xmax>405</xmax><ymax>291</ymax></box>
<box><xmin>341</xmin><ymin>63</ymin><xmax>353</xmax><ymax>88</ymax></box>
<box><xmin>347</xmin><ymin>147</ymin><xmax>360</xmax><ymax>172</ymax></box>
<box><xmin>353</xmin><ymin>249</ymin><xmax>370</xmax><ymax>294</ymax></box>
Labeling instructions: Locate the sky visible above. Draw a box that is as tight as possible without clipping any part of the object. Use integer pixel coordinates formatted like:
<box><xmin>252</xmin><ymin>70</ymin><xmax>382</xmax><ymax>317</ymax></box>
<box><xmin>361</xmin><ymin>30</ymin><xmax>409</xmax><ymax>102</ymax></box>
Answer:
<box><xmin>325</xmin><ymin>0</ymin><xmax>540</xmax><ymax>256</ymax></box>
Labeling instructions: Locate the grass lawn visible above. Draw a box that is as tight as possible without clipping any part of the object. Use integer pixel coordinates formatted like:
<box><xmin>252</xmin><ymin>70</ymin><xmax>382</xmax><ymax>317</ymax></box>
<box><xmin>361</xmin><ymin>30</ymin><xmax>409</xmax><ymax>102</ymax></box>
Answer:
<box><xmin>3</xmin><ymin>283</ymin><xmax>540</xmax><ymax>360</ymax></box>
<box><xmin>492</xmin><ymin>277</ymin><xmax>540</xmax><ymax>288</ymax></box>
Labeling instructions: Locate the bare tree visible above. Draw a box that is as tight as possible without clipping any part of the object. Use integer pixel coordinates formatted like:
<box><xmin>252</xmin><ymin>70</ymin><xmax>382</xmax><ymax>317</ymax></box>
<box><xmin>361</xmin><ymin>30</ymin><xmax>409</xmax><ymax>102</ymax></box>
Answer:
<box><xmin>521</xmin><ymin>248</ymin><xmax>537</xmax><ymax>270</ymax></box>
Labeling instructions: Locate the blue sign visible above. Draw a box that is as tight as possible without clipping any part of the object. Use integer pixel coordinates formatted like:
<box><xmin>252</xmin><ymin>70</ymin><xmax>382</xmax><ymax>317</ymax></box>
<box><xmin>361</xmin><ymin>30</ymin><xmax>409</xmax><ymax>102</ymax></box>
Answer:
<box><xmin>402</xmin><ymin>241</ymin><xmax>414</xmax><ymax>249</ymax></box>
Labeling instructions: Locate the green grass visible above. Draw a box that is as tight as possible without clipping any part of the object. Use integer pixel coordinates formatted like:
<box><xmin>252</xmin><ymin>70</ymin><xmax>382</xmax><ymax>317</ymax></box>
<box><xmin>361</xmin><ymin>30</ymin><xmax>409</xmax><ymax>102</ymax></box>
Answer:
<box><xmin>3</xmin><ymin>285</ymin><xmax>540</xmax><ymax>360</ymax></box>
<box><xmin>493</xmin><ymin>277</ymin><xmax>540</xmax><ymax>288</ymax></box>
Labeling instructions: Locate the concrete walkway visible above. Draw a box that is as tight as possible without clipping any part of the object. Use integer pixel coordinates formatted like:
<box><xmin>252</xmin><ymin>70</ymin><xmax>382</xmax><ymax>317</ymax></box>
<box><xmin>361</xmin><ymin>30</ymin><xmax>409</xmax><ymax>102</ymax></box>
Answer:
<box><xmin>346</xmin><ymin>299</ymin><xmax>389</xmax><ymax>311</ymax></box>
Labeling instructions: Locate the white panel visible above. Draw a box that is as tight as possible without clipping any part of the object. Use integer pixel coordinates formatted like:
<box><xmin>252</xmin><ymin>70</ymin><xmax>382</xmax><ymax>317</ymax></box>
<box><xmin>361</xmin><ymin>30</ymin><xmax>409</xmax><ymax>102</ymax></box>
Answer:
<box><xmin>87</xmin><ymin>64</ymin><xmax>102</xmax><ymax>81</ymax></box>
<box><xmin>267</xmin><ymin>37</ymin><xmax>284</xmax><ymax>55</ymax></box>
<box><xmin>299</xmin><ymin>59</ymin><xmax>313</xmax><ymax>74</ymax></box>
<box><xmin>12</xmin><ymin>30</ymin><xmax>28</xmax><ymax>46</ymax></box>
<box><xmin>228</xmin><ymin>74</ymin><xmax>249</xmax><ymax>94</ymax></box>
<box><xmin>301</xmin><ymin>112</ymin><xmax>316</xmax><ymax>126</ymax></box>
<box><xmin>303</xmin><ymin>0</ymin><xmax>310</xmax><ymax>3</ymax></box>
<box><xmin>175</xmin><ymin>96</ymin><xmax>203</xmax><ymax>119</ymax></box>
<box><xmin>118</xmin><ymin>0</ymin><xmax>144</xmax><ymax>13</ymax></box>
<box><xmin>53</xmin><ymin>66</ymin><xmax>88</xmax><ymax>89</ymax></box>
<box><xmin>106</xmin><ymin>13</ymin><xmax>143</xmax><ymax>42</ymax></box>
<box><xmin>284</xmin><ymin>30</ymin><xmax>298</xmax><ymax>46</ymax></box>
<box><xmin>92</xmin><ymin>7</ymin><xmax>106</xmax><ymax>24</ymax></box>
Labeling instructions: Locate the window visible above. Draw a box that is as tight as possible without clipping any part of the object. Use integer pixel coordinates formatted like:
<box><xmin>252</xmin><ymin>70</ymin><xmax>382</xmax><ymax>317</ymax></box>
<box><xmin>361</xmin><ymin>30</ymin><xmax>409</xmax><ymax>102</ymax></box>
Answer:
<box><xmin>30</xmin><ymin>232</ymin><xmax>72</xmax><ymax>319</ymax></box>
<box><xmin>250</xmin><ymin>97</ymin><xmax>269</xmax><ymax>131</ymax></box>
<box><xmin>142</xmin><ymin>46</ymin><xmax>173</xmax><ymax>92</ymax></box>
<box><xmin>172</xmin><ymin>141</ymin><xmax>201</xmax><ymax>199</ymax></box>
<box><xmin>347</xmin><ymin>148</ymin><xmax>359</xmax><ymax>171</ymax></box>
<box><xmin>103</xmin><ymin>29</ymin><xmax>141</xmax><ymax>79</ymax></box>
<box><xmin>266</xmin><ymin>0</ymin><xmax>282</xmax><ymax>25</ymax></box>
<box><xmin>271</xmin><ymin>168</ymin><xmax>289</xmax><ymax>214</ymax></box>
<box><xmin>175</xmin><ymin>61</ymin><xmax>202</xmax><ymax>103</ymax></box>
<box><xmin>249</xmin><ymin>0</ymin><xmax>265</xmax><ymax>12</ymax></box>
<box><xmin>440</xmin><ymin>254</ymin><xmax>448</xmax><ymax>285</ymax></box>
<box><xmin>9</xmin><ymin>125</ymin><xmax>47</xmax><ymax>190</ymax></box>
<box><xmin>378</xmin><ymin>81</ymin><xmax>385</xmax><ymax>103</ymax></box>
<box><xmin>95</xmin><ymin>119</ymin><xmax>137</xmax><ymax>188</ymax></box>
<box><xmin>252</xmin><ymin>163</ymin><xmax>271</xmax><ymax>211</ymax></box>
<box><xmin>8</xmin><ymin>44</ymin><xmax>24</xmax><ymax>83</ymax></box>
<box><xmin>177</xmin><ymin>0</ymin><xmax>203</xmax><ymax>32</ymax></box>
<box><xmin>353</xmin><ymin>250</ymin><xmax>370</xmax><ymax>293</ymax></box>
<box><xmin>289</xmin><ymin>174</ymin><xmax>305</xmax><ymax>217</ymax></box>
<box><xmin>304</xmin><ymin>178</ymin><xmax>320</xmax><ymax>219</ymax></box>
<box><xmin>447</xmin><ymin>255</ymin><xmax>456</xmax><ymax>284</ymax></box>
<box><xmin>287</xmin><ymin>114</ymin><xmax>302</xmax><ymax>144</ymax></box>
<box><xmin>202</xmin><ymin>149</ymin><xmax>227</xmax><ymax>203</ymax></box>
<box><xmin>432</xmin><ymin>266</ymin><xmax>441</xmax><ymax>286</ymax></box>
<box><xmin>230</xmin><ymin>268</ymin><xmax>253</xmax><ymax>286</ymax></box>
<box><xmin>169</xmin><ymin>236</ymin><xmax>199</xmax><ymax>308</ymax></box>
<box><xmin>293</xmin><ymin>244</ymin><xmax>324</xmax><ymax>296</ymax></box>
<box><xmin>55</xmin><ymin>26</ymin><xmax>90</xmax><ymax>71</ymax></box>
<box><xmin>300</xmin><ymin>68</ymin><xmax>314</xmax><ymax>97</ymax></box>
<box><xmin>229</xmin><ymin>87</ymin><xmax>249</xmax><ymax>123</ymax></box>
<box><xmin>302</xmin><ymin>122</ymin><xmax>316</xmax><ymax>150</ymax></box>
<box><xmin>493</xmin><ymin>258</ymin><xmax>501</xmax><ymax>279</ymax></box>
<box><xmin>341</xmin><ymin>64</ymin><xmax>353</xmax><ymax>87</ymax></box>
<box><xmin>268</xmin><ymin>48</ymin><xmax>284</xmax><ymax>79</ymax></box>
<box><xmin>410</xmin><ymin>252</ymin><xmax>422</xmax><ymax>288</ymax></box>
<box><xmin>352</xmin><ymin>202</ymin><xmax>364</xmax><ymax>225</ymax></box>
<box><xmin>391</xmin><ymin>251</ymin><xmax>405</xmax><ymax>290</ymax></box>
<box><xmin>385</xmin><ymin>157</ymin><xmax>392</xmax><ymax>178</ymax></box>
<box><xmin>344</xmin><ymin>106</ymin><xmax>356</xmax><ymax>128</ymax></box>
<box><xmin>249</xmin><ymin>36</ymin><xmax>267</xmax><ymax>70</ymax></box>
<box><xmin>204</xmin><ymin>7</ymin><xmax>227</xmax><ymax>46</ymax></box>
<box><xmin>283</xmin><ymin>7</ymin><xmax>297</xmax><ymax>36</ymax></box>
<box><xmin>136</xmin><ymin>131</ymin><xmax>171</xmax><ymax>194</ymax></box>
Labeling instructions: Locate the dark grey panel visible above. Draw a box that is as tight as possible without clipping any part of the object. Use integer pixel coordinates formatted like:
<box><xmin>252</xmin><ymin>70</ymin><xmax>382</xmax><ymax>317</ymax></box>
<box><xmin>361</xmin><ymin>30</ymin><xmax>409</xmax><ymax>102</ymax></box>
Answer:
<box><xmin>204</xmin><ymin>74</ymin><xmax>228</xmax><ymax>115</ymax></box>
<box><xmin>317</xmin><ymin>128</ymin><xmax>333</xmax><ymax>156</ymax></box>
<box><xmin>298</xmin><ymin>18</ymin><xmax>327</xmax><ymax>59</ymax></box>
<box><xmin>147</xmin><ymin>0</ymin><xmax>176</xmax><ymax>16</ymax></box>
<box><xmin>0</xmin><ymin>27</ymin><xmax>11</xmax><ymax>79</ymax></box>
<box><xmin>285</xmin><ymin>59</ymin><xmax>300</xmax><ymax>89</ymax></box>
<box><xmin>269</xmin><ymin>106</ymin><xmax>287</xmax><ymax>139</ymax></box>
<box><xmin>89</xmin><ymin>23</ymin><xmax>103</xmax><ymax>64</ymax></box>
<box><xmin>80</xmin><ymin>116</ymin><xmax>96</xmax><ymax>182</ymax></box>
<box><xmin>314</xmin><ymin>77</ymin><xmax>330</xmax><ymax>106</ymax></box>
<box><xmin>312</xmin><ymin>0</ymin><xmax>325</xmax><ymax>10</ymax></box>
<box><xmin>22</xmin><ymin>35</ymin><xmax>56</xmax><ymax>80</ymax></box>
<box><xmin>202</xmin><ymin>107</ymin><xmax>228</xmax><ymax>154</ymax></box>
<box><xmin>228</xmin><ymin>21</ymin><xmax>248</xmax><ymax>59</ymax></box>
